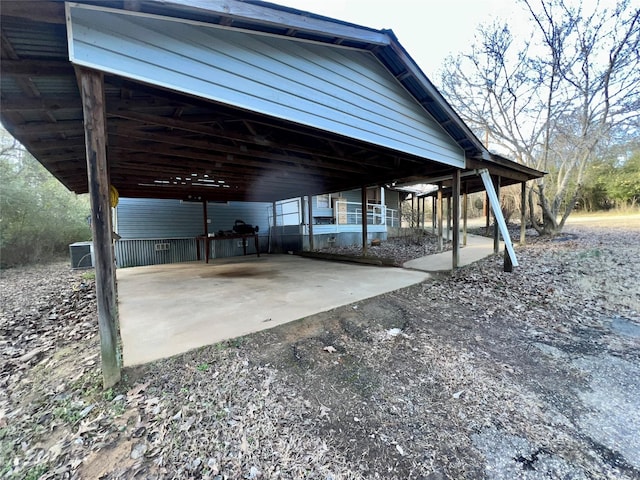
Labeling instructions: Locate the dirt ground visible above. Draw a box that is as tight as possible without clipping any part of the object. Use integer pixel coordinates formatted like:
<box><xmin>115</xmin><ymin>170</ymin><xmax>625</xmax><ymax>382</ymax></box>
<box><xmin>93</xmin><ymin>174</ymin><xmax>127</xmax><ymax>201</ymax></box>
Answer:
<box><xmin>1</xmin><ymin>217</ymin><xmax>639</xmax><ymax>479</ymax></box>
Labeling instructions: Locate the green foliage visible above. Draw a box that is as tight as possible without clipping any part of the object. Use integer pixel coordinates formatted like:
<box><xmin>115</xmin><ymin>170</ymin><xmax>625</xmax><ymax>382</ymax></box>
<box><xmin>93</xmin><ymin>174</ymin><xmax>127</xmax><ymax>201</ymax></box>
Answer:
<box><xmin>23</xmin><ymin>465</ymin><xmax>49</xmax><ymax>480</ymax></box>
<box><xmin>81</xmin><ymin>270</ymin><xmax>96</xmax><ymax>281</ymax></box>
<box><xmin>607</xmin><ymin>152</ymin><xmax>640</xmax><ymax>207</ymax></box>
<box><xmin>578</xmin><ymin>150</ymin><xmax>640</xmax><ymax>210</ymax></box>
<box><xmin>0</xmin><ymin>130</ymin><xmax>91</xmax><ymax>267</ymax></box>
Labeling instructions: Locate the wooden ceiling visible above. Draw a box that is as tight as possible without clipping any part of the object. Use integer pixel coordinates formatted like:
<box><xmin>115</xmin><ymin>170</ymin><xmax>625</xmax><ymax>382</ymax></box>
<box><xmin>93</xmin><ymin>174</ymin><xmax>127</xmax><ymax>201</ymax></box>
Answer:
<box><xmin>0</xmin><ymin>1</ymin><xmax>542</xmax><ymax>203</ymax></box>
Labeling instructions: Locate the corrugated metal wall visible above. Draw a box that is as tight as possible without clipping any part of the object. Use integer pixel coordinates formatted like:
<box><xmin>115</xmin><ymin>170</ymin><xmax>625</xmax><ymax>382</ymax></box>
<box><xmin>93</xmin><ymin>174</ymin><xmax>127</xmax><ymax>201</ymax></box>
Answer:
<box><xmin>115</xmin><ymin>238</ymin><xmax>196</xmax><ymax>267</ymax></box>
<box><xmin>68</xmin><ymin>4</ymin><xmax>465</xmax><ymax>167</ymax></box>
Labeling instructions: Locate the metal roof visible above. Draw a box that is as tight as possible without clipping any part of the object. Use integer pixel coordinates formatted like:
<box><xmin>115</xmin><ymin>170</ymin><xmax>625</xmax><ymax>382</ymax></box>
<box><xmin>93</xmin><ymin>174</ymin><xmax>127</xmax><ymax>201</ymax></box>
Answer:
<box><xmin>0</xmin><ymin>0</ymin><xmax>542</xmax><ymax>202</ymax></box>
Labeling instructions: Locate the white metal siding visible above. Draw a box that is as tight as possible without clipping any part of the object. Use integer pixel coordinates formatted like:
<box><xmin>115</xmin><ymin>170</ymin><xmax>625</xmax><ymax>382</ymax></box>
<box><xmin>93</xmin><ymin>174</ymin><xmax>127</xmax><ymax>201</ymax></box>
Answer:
<box><xmin>67</xmin><ymin>4</ymin><xmax>465</xmax><ymax>167</ymax></box>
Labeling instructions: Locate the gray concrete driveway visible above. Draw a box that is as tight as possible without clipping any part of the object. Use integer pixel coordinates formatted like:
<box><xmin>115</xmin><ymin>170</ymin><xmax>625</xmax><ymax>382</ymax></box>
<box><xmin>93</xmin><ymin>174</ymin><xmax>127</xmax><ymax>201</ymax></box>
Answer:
<box><xmin>118</xmin><ymin>254</ymin><xmax>429</xmax><ymax>366</ymax></box>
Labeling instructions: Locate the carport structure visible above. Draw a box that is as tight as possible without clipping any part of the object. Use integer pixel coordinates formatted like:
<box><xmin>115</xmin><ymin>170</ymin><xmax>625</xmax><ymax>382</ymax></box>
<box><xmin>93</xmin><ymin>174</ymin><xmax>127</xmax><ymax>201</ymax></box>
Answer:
<box><xmin>1</xmin><ymin>0</ymin><xmax>543</xmax><ymax>386</ymax></box>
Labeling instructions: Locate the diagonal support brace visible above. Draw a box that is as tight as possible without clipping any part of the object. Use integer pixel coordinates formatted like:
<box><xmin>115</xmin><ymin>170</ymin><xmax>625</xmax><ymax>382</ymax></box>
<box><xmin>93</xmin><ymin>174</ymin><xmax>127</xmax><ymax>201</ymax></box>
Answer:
<box><xmin>479</xmin><ymin>169</ymin><xmax>519</xmax><ymax>267</ymax></box>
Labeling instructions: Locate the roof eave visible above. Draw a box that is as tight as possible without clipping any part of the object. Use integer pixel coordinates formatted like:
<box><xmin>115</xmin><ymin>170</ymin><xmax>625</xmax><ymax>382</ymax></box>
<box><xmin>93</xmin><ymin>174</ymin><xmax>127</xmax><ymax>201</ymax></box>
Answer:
<box><xmin>377</xmin><ymin>29</ymin><xmax>490</xmax><ymax>161</ymax></box>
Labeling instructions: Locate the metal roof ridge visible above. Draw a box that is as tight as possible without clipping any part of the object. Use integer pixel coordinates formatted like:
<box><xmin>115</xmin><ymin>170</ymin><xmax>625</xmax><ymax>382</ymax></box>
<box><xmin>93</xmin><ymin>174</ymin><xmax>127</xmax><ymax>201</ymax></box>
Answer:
<box><xmin>152</xmin><ymin>0</ymin><xmax>391</xmax><ymax>46</ymax></box>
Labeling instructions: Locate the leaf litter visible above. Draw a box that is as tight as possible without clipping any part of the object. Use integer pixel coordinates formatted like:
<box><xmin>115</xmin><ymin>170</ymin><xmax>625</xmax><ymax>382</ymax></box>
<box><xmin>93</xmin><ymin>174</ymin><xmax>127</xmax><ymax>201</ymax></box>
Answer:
<box><xmin>1</xmin><ymin>223</ymin><xmax>639</xmax><ymax>479</ymax></box>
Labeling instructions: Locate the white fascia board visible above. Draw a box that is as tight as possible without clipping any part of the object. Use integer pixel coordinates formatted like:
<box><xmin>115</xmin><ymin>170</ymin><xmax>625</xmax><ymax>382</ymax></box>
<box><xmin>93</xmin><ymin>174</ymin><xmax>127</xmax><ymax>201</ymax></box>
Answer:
<box><xmin>480</xmin><ymin>169</ymin><xmax>518</xmax><ymax>267</ymax></box>
<box><xmin>153</xmin><ymin>0</ymin><xmax>390</xmax><ymax>46</ymax></box>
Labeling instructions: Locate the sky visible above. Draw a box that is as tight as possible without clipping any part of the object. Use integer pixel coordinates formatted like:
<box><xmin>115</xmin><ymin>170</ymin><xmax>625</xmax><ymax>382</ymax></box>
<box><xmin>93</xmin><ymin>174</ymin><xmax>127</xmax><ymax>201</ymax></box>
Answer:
<box><xmin>271</xmin><ymin>0</ymin><xmax>527</xmax><ymax>76</ymax></box>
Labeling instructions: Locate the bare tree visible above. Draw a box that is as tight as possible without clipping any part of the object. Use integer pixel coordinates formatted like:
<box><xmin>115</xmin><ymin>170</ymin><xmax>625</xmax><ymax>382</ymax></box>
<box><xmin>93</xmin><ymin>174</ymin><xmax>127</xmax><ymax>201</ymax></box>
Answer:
<box><xmin>440</xmin><ymin>0</ymin><xmax>640</xmax><ymax>235</ymax></box>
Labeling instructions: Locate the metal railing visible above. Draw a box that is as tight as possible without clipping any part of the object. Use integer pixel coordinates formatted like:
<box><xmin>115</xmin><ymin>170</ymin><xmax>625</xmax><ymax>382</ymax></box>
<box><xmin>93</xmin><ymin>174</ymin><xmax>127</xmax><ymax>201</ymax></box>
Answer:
<box><xmin>270</xmin><ymin>198</ymin><xmax>399</xmax><ymax>228</ymax></box>
<box><xmin>336</xmin><ymin>201</ymin><xmax>398</xmax><ymax>226</ymax></box>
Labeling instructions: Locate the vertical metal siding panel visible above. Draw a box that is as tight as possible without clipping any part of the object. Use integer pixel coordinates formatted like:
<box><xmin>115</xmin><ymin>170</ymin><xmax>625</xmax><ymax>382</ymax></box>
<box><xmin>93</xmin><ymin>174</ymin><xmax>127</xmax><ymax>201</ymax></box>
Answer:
<box><xmin>115</xmin><ymin>200</ymin><xmax>271</xmax><ymax>264</ymax></box>
<box><xmin>342</xmin><ymin>190</ymin><xmax>361</xmax><ymax>203</ymax></box>
<box><xmin>386</xmin><ymin>190</ymin><xmax>400</xmax><ymax>210</ymax></box>
<box><xmin>116</xmin><ymin>198</ymin><xmax>203</xmax><ymax>239</ymax></box>
<box><xmin>115</xmin><ymin>238</ymin><xmax>197</xmax><ymax>267</ymax></box>
<box><xmin>208</xmin><ymin>202</ymin><xmax>270</xmax><ymax>236</ymax></box>
<box><xmin>68</xmin><ymin>6</ymin><xmax>465</xmax><ymax>167</ymax></box>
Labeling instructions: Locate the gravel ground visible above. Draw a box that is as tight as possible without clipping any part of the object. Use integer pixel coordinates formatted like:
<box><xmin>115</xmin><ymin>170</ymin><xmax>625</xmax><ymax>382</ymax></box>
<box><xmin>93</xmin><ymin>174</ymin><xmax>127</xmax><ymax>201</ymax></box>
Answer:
<box><xmin>1</xmin><ymin>220</ymin><xmax>639</xmax><ymax>479</ymax></box>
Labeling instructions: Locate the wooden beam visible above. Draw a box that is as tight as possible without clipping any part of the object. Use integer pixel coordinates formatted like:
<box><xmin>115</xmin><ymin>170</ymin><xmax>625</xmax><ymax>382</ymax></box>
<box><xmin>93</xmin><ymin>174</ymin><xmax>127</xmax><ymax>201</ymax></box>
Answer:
<box><xmin>437</xmin><ymin>184</ymin><xmax>443</xmax><ymax>251</ymax></box>
<box><xmin>411</xmin><ymin>195</ymin><xmax>415</xmax><ymax>228</ymax></box>
<box><xmin>1</xmin><ymin>1</ymin><xmax>65</xmax><ymax>23</ymax></box>
<box><xmin>462</xmin><ymin>182</ymin><xmax>468</xmax><ymax>246</ymax></box>
<box><xmin>307</xmin><ymin>195</ymin><xmax>314</xmax><ymax>251</ymax></box>
<box><xmin>446</xmin><ymin>196</ymin><xmax>451</xmax><ymax>242</ymax></box>
<box><xmin>520</xmin><ymin>181</ymin><xmax>526</xmax><ymax>245</ymax></box>
<box><xmin>202</xmin><ymin>199</ymin><xmax>209</xmax><ymax>237</ymax></box>
<box><xmin>466</xmin><ymin>158</ymin><xmax>532</xmax><ymax>182</ymax></box>
<box><xmin>1</xmin><ymin>59</ymin><xmax>74</xmax><ymax>77</ymax></box>
<box><xmin>361</xmin><ymin>186</ymin><xmax>368</xmax><ymax>255</ymax></box>
<box><xmin>76</xmin><ymin>67</ymin><xmax>121</xmax><ymax>388</ymax></box>
<box><xmin>431</xmin><ymin>196</ymin><xmax>436</xmax><ymax>234</ymax></box>
<box><xmin>0</xmin><ymin>96</ymin><xmax>83</xmax><ymax>113</ymax></box>
<box><xmin>12</xmin><ymin>120</ymin><xmax>84</xmax><ymax>136</ymax></box>
<box><xmin>109</xmin><ymin>133</ymin><xmax>368</xmax><ymax>175</ymax></box>
<box><xmin>108</xmin><ymin>117</ymin><xmax>389</xmax><ymax>174</ymax></box>
<box><xmin>452</xmin><ymin>169</ymin><xmax>460</xmax><ymax>269</ymax></box>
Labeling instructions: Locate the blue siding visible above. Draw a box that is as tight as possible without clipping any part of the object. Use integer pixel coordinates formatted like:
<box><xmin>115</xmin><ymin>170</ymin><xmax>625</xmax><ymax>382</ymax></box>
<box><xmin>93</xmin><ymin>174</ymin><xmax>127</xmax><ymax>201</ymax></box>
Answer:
<box><xmin>68</xmin><ymin>4</ymin><xmax>465</xmax><ymax>167</ymax></box>
<box><xmin>116</xmin><ymin>198</ymin><xmax>202</xmax><ymax>239</ymax></box>
<box><xmin>114</xmin><ymin>198</ymin><xmax>270</xmax><ymax>266</ymax></box>
<box><xmin>116</xmin><ymin>198</ymin><xmax>271</xmax><ymax>239</ymax></box>
<box><xmin>208</xmin><ymin>202</ymin><xmax>271</xmax><ymax>236</ymax></box>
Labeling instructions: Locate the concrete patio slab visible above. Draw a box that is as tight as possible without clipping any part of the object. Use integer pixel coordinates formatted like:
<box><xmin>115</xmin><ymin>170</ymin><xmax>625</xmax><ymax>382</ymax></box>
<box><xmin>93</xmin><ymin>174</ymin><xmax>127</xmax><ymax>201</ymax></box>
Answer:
<box><xmin>118</xmin><ymin>254</ymin><xmax>429</xmax><ymax>366</ymax></box>
<box><xmin>403</xmin><ymin>234</ymin><xmax>503</xmax><ymax>272</ymax></box>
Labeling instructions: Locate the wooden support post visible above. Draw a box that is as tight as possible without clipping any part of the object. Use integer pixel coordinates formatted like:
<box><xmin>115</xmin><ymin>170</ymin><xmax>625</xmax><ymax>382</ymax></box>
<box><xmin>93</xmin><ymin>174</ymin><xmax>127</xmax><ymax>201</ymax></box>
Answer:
<box><xmin>437</xmin><ymin>184</ymin><xmax>444</xmax><ymax>251</ymax></box>
<box><xmin>202</xmin><ymin>199</ymin><xmax>209</xmax><ymax>261</ymax></box>
<box><xmin>361</xmin><ymin>186</ymin><xmax>368</xmax><ymax>255</ymax></box>
<box><xmin>411</xmin><ymin>195</ymin><xmax>415</xmax><ymax>228</ymax></box>
<box><xmin>520</xmin><ymin>181</ymin><xmax>526</xmax><ymax>245</ymax></box>
<box><xmin>272</xmin><ymin>202</ymin><xmax>277</xmax><ymax>228</ymax></box>
<box><xmin>270</xmin><ymin>201</ymin><xmax>277</xmax><ymax>253</ymax></box>
<box><xmin>485</xmin><ymin>192</ymin><xmax>490</xmax><ymax>231</ymax></box>
<box><xmin>493</xmin><ymin>176</ymin><xmax>501</xmax><ymax>253</ymax></box>
<box><xmin>307</xmin><ymin>194</ymin><xmax>314</xmax><ymax>251</ymax></box>
<box><xmin>446</xmin><ymin>196</ymin><xmax>451</xmax><ymax>242</ymax></box>
<box><xmin>462</xmin><ymin>183</ymin><xmax>468</xmax><ymax>246</ymax></box>
<box><xmin>452</xmin><ymin>169</ymin><xmax>461</xmax><ymax>269</ymax></box>
<box><xmin>432</xmin><ymin>196</ymin><xmax>436</xmax><ymax>234</ymax></box>
<box><xmin>202</xmin><ymin>199</ymin><xmax>208</xmax><ymax>237</ymax></box>
<box><xmin>504</xmin><ymin>250</ymin><xmax>514</xmax><ymax>272</ymax></box>
<box><xmin>77</xmin><ymin>67</ymin><xmax>120</xmax><ymax>388</ymax></box>
<box><xmin>416</xmin><ymin>194</ymin><xmax>421</xmax><ymax>230</ymax></box>
<box><xmin>422</xmin><ymin>196</ymin><xmax>426</xmax><ymax>230</ymax></box>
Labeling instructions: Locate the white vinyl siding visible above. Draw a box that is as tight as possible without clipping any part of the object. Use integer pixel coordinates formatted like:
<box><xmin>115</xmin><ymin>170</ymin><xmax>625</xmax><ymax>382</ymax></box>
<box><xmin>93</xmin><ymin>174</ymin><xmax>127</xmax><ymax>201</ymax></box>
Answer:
<box><xmin>67</xmin><ymin>4</ymin><xmax>465</xmax><ymax>167</ymax></box>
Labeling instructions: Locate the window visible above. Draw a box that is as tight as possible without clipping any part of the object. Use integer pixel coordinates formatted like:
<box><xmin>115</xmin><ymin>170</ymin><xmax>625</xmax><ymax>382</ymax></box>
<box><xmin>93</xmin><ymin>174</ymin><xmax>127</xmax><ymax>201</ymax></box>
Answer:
<box><xmin>316</xmin><ymin>194</ymin><xmax>331</xmax><ymax>208</ymax></box>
